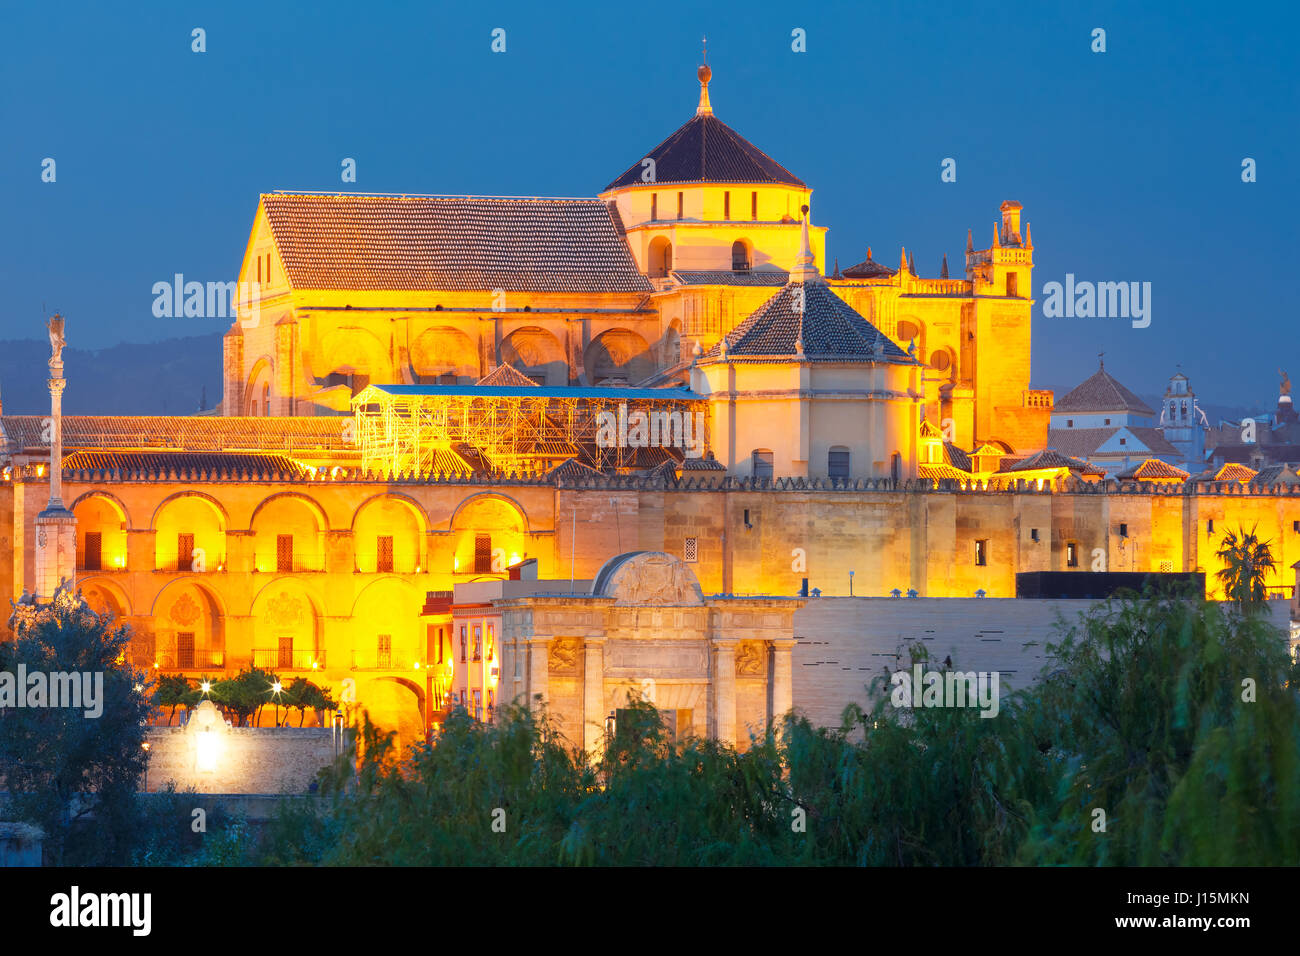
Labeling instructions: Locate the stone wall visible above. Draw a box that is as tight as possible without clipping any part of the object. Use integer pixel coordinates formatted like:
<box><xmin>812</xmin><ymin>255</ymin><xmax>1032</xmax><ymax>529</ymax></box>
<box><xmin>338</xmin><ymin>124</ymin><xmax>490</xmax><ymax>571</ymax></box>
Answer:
<box><xmin>143</xmin><ymin>726</ymin><xmax>337</xmax><ymax>794</ymax></box>
<box><xmin>788</xmin><ymin>596</ymin><xmax>1293</xmax><ymax>730</ymax></box>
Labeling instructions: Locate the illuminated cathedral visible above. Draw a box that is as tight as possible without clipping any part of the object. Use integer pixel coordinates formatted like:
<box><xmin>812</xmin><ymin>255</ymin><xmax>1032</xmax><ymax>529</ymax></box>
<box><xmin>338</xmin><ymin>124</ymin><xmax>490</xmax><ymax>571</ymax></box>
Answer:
<box><xmin>3</xmin><ymin>64</ymin><xmax>1297</xmax><ymax>749</ymax></box>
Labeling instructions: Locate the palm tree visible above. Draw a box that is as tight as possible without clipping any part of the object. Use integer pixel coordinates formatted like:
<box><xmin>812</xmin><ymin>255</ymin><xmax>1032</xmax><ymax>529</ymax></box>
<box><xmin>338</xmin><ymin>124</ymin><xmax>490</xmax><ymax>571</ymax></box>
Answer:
<box><xmin>1215</xmin><ymin>525</ymin><xmax>1277</xmax><ymax>611</ymax></box>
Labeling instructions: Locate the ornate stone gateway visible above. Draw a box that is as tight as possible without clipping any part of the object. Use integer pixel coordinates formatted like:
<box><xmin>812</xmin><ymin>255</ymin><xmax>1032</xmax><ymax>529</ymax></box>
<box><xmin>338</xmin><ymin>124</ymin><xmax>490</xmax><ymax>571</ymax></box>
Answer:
<box><xmin>497</xmin><ymin>551</ymin><xmax>800</xmax><ymax>758</ymax></box>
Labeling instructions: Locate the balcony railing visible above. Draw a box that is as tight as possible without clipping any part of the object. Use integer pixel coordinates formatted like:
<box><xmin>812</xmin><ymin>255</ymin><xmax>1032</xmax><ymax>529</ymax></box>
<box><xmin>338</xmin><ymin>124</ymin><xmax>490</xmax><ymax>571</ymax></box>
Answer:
<box><xmin>251</xmin><ymin>649</ymin><xmax>327</xmax><ymax>671</ymax></box>
<box><xmin>350</xmin><ymin>651</ymin><xmax>440</xmax><ymax>671</ymax></box>
<box><xmin>155</xmin><ymin>650</ymin><xmax>226</xmax><ymax>671</ymax></box>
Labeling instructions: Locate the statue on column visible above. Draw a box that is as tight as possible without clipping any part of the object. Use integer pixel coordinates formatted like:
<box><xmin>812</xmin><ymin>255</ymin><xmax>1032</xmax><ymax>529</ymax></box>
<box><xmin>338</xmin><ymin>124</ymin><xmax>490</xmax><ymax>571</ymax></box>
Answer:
<box><xmin>48</xmin><ymin>313</ymin><xmax>66</xmax><ymax>364</ymax></box>
<box><xmin>1279</xmin><ymin>368</ymin><xmax>1291</xmax><ymax>397</ymax></box>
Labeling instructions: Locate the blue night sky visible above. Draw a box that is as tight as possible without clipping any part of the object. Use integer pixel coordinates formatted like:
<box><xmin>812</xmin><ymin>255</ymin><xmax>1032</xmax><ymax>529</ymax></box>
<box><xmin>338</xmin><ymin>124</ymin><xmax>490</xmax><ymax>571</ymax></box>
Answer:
<box><xmin>1</xmin><ymin>0</ymin><xmax>1295</xmax><ymax>409</ymax></box>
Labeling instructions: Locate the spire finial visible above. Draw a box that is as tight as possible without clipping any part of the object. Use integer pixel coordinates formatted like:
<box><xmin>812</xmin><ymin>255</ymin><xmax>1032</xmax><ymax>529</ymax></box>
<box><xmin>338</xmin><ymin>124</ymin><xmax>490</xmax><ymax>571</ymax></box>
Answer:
<box><xmin>1025</xmin><ymin>222</ymin><xmax>1033</xmax><ymax>249</ymax></box>
<box><xmin>966</xmin><ymin>228</ymin><xmax>973</xmax><ymax>253</ymax></box>
<box><xmin>899</xmin><ymin>246</ymin><xmax>908</xmax><ymax>272</ymax></box>
<box><xmin>696</xmin><ymin>41</ymin><xmax>713</xmax><ymax>115</ymax></box>
<box><xmin>991</xmin><ymin>224</ymin><xmax>1000</xmax><ymax>249</ymax></box>
<box><xmin>1099</xmin><ymin>352</ymin><xmax>1105</xmax><ymax>370</ymax></box>
<box><xmin>940</xmin><ymin>253</ymin><xmax>949</xmax><ymax>279</ymax></box>
<box><xmin>788</xmin><ymin>205</ymin><xmax>822</xmax><ymax>283</ymax></box>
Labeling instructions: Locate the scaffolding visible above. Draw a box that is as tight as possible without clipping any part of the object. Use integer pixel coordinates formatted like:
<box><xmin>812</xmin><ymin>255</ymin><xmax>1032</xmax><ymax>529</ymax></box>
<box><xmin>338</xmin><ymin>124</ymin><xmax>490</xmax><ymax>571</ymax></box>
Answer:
<box><xmin>352</xmin><ymin>385</ymin><xmax>708</xmax><ymax>478</ymax></box>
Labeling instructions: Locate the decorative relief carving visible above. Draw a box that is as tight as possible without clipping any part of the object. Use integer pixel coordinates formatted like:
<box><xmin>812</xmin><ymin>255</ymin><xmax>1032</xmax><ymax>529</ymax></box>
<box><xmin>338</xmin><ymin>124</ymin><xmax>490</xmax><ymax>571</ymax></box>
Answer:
<box><xmin>735</xmin><ymin>641</ymin><xmax>765</xmax><ymax>676</ymax></box>
<box><xmin>170</xmin><ymin>592</ymin><xmax>201</xmax><ymax>626</ymax></box>
<box><xmin>548</xmin><ymin>637</ymin><xmax>580</xmax><ymax>674</ymax></box>
<box><xmin>266</xmin><ymin>591</ymin><xmax>304</xmax><ymax>628</ymax></box>
<box><xmin>603</xmin><ymin>552</ymin><xmax>703</xmax><ymax>606</ymax></box>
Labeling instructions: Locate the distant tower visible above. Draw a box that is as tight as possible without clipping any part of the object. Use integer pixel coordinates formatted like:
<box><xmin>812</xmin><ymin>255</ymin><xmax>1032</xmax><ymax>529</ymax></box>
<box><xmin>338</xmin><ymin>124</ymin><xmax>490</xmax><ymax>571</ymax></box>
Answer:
<box><xmin>34</xmin><ymin>314</ymin><xmax>77</xmax><ymax>601</ymax></box>
<box><xmin>1157</xmin><ymin>369</ymin><xmax>1206</xmax><ymax>471</ymax></box>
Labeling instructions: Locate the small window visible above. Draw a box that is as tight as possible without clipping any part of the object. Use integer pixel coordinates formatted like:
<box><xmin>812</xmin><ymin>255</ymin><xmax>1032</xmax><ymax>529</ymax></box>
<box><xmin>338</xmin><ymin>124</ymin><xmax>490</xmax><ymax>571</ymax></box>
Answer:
<box><xmin>1030</xmin><ymin>528</ymin><xmax>1039</xmax><ymax>542</ymax></box>
<box><xmin>731</xmin><ymin>240</ymin><xmax>750</xmax><ymax>272</ymax></box>
<box><xmin>486</xmin><ymin>624</ymin><xmax>494</xmax><ymax>661</ymax></box>
<box><xmin>257</xmin><ymin>257</ymin><xmax>262</xmax><ymax>283</ymax></box>
<box><xmin>1293</xmin><ymin>521</ymin><xmax>1299</xmax><ymax>533</ymax></box>
<box><xmin>677</xmin><ymin>192</ymin><xmax>683</xmax><ymax>219</ymax></box>
<box><xmin>975</xmin><ymin>540</ymin><xmax>988</xmax><ymax>567</ymax></box>
<box><xmin>377</xmin><ymin>634</ymin><xmax>392</xmax><ymax>670</ymax></box>
<box><xmin>752</xmin><ymin>449</ymin><xmax>774</xmax><ymax>479</ymax></box>
<box><xmin>1207</xmin><ymin>519</ymin><xmax>1215</xmax><ymax>534</ymax></box>
<box><xmin>1104</xmin><ymin>418</ymin><xmax>1111</xmax><ymax>426</ymax></box>
<box><xmin>891</xmin><ymin>453</ymin><xmax>901</xmax><ymax>484</ymax></box>
<box><xmin>177</xmin><ymin>532</ymin><xmax>195</xmax><ymax>572</ymax></box>
<box><xmin>475</xmin><ymin>533</ymin><xmax>492</xmax><ymax>574</ymax></box>
<box><xmin>683</xmin><ymin>537</ymin><xmax>698</xmax><ymax>563</ymax></box>
<box><xmin>377</xmin><ymin>535</ymin><xmax>394</xmax><ymax>573</ymax></box>
<box><xmin>177</xmin><ymin>633</ymin><xmax>195</xmax><ymax>670</ymax></box>
<box><xmin>1119</xmin><ymin>523</ymin><xmax>1128</xmax><ymax>538</ymax></box>
<box><xmin>1159</xmin><ymin>560</ymin><xmax>1174</xmax><ymax>573</ymax></box>
<box><xmin>828</xmin><ymin>446</ymin><xmax>850</xmax><ymax>479</ymax></box>
<box><xmin>650</xmin><ymin>193</ymin><xmax>657</xmax><ymax>221</ymax></box>
<box><xmin>1119</xmin><ymin>437</ymin><xmax>1126</xmax><ymax>445</ymax></box>
<box><xmin>429</xmin><ymin>624</ymin><xmax>443</xmax><ymax>664</ymax></box>
<box><xmin>262</xmin><ymin>383</ymin><xmax>271</xmax><ymax>415</ymax></box>
<box><xmin>751</xmin><ymin>191</ymin><xmax>758</xmax><ymax>220</ymax></box>
<box><xmin>460</xmin><ymin>625</ymin><xmax>467</xmax><ymax>662</ymax></box>
<box><xmin>724</xmin><ymin>192</ymin><xmax>730</xmax><ymax>220</ymax></box>
<box><xmin>1067</xmin><ymin>542</ymin><xmax>1079</xmax><ymax>568</ymax></box>
<box><xmin>276</xmin><ymin>534</ymin><xmax>294</xmax><ymax>572</ymax></box>
<box><xmin>473</xmin><ymin>625</ymin><xmax>483</xmax><ymax>662</ymax></box>
<box><xmin>897</xmin><ymin>320</ymin><xmax>921</xmax><ymax>343</ymax></box>
<box><xmin>930</xmin><ymin>350</ymin><xmax>951</xmax><ymax>372</ymax></box>
<box><xmin>1066</xmin><ymin>419</ymin><xmax>1073</xmax><ymax>428</ymax></box>
<box><xmin>1006</xmin><ymin>272</ymin><xmax>1018</xmax><ymax>296</ymax></box>
<box><xmin>84</xmin><ymin>531</ymin><xmax>102</xmax><ymax>571</ymax></box>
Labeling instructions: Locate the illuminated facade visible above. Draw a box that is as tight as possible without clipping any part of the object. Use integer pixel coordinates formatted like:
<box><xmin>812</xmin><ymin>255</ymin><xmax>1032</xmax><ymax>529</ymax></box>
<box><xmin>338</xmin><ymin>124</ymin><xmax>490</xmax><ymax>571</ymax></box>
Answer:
<box><xmin>2</xmin><ymin>63</ymin><xmax>1297</xmax><ymax>748</ymax></box>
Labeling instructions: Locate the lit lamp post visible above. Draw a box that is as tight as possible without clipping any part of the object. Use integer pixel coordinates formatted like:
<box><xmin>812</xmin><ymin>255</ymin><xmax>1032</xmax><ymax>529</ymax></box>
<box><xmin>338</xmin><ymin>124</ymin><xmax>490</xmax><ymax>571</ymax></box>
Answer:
<box><xmin>141</xmin><ymin>740</ymin><xmax>151</xmax><ymax>792</ymax></box>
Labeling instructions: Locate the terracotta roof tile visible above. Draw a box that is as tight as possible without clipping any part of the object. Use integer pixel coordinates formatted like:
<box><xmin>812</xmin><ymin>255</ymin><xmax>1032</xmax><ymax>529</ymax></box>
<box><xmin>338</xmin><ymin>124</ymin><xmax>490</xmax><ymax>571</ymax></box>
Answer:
<box><xmin>261</xmin><ymin>193</ymin><xmax>652</xmax><ymax>294</ymax></box>
<box><xmin>1115</xmin><ymin>458</ymin><xmax>1189</xmax><ymax>481</ymax></box>
<box><xmin>475</xmin><ymin>364</ymin><xmax>540</xmax><ymax>388</ymax></box>
<box><xmin>1054</xmin><ymin>365</ymin><xmax>1154</xmax><ymax>415</ymax></box>
<box><xmin>699</xmin><ymin>281</ymin><xmax>912</xmax><ymax>362</ymax></box>
<box><xmin>671</xmin><ymin>270</ymin><xmax>789</xmax><ymax>287</ymax></box>
<box><xmin>605</xmin><ymin>113</ymin><xmax>805</xmax><ymax>190</ymax></box>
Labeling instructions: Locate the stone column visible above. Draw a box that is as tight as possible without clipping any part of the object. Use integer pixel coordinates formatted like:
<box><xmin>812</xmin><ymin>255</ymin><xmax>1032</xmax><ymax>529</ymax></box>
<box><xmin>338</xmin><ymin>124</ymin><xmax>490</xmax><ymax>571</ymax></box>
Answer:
<box><xmin>35</xmin><ymin>318</ymin><xmax>77</xmax><ymax>602</ymax></box>
<box><xmin>582</xmin><ymin>639</ymin><xmax>605</xmax><ymax>758</ymax></box>
<box><xmin>712</xmin><ymin>639</ymin><xmax>737</xmax><ymax>746</ymax></box>
<box><xmin>769</xmin><ymin>638</ymin><xmax>795</xmax><ymax>731</ymax></box>
<box><xmin>527</xmin><ymin>637</ymin><xmax>551</xmax><ymax>712</ymax></box>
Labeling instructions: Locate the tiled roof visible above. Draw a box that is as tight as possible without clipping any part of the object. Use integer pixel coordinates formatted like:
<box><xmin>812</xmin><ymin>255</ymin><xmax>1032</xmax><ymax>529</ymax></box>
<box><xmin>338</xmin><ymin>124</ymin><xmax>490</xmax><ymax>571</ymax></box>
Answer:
<box><xmin>1</xmin><ymin>415</ymin><xmax>351</xmax><ymax>452</ymax></box>
<box><xmin>1252</xmin><ymin>464</ymin><xmax>1300</xmax><ymax>485</ymax></box>
<box><xmin>475</xmin><ymin>364</ymin><xmax>539</xmax><ymax>388</ymax></box>
<box><xmin>1053</xmin><ymin>364</ymin><xmax>1154</xmax><ymax>415</ymax></box>
<box><xmin>671</xmin><ymin>270</ymin><xmax>790</xmax><ymax>287</ymax></box>
<box><xmin>699</xmin><ymin>281</ymin><xmax>912</xmax><ymax>362</ymax></box>
<box><xmin>1002</xmin><ymin>448</ymin><xmax>1106</xmax><ymax>475</ymax></box>
<box><xmin>1215</xmin><ymin>463</ymin><xmax>1258</xmax><ymax>482</ymax></box>
<box><xmin>1115</xmin><ymin>458</ymin><xmax>1189</xmax><ymax>481</ymax></box>
<box><xmin>943</xmin><ymin>442</ymin><xmax>971</xmax><ymax>471</ymax></box>
<box><xmin>1045</xmin><ymin>426</ymin><xmax>1180</xmax><ymax>459</ymax></box>
<box><xmin>605</xmin><ymin>113</ymin><xmax>805</xmax><ymax>190</ymax></box>
<box><xmin>840</xmin><ymin>251</ymin><xmax>896</xmax><ymax>279</ymax></box>
<box><xmin>546</xmin><ymin>458</ymin><xmax>603</xmax><ymax>482</ymax></box>
<box><xmin>679</xmin><ymin>454</ymin><xmax>727</xmax><ymax>471</ymax></box>
<box><xmin>260</xmin><ymin>193</ymin><xmax>652</xmax><ymax>294</ymax></box>
<box><xmin>62</xmin><ymin>451</ymin><xmax>310</xmax><ymax>474</ymax></box>
<box><xmin>919</xmin><ymin>463</ymin><xmax>972</xmax><ymax>482</ymax></box>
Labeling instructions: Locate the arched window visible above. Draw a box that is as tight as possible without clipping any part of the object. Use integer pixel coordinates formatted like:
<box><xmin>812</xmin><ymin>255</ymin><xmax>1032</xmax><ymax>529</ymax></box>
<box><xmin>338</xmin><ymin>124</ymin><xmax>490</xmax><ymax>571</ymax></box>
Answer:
<box><xmin>897</xmin><ymin>320</ymin><xmax>921</xmax><ymax>344</ymax></box>
<box><xmin>828</xmin><ymin>446</ymin><xmax>850</xmax><ymax>479</ymax></box>
<box><xmin>649</xmin><ymin>237</ymin><xmax>673</xmax><ymax>278</ymax></box>
<box><xmin>731</xmin><ymin>240</ymin><xmax>751</xmax><ymax>273</ymax></box>
<box><xmin>929</xmin><ymin>350</ymin><xmax>952</xmax><ymax>373</ymax></box>
<box><xmin>752</xmin><ymin>449</ymin><xmax>774</xmax><ymax>479</ymax></box>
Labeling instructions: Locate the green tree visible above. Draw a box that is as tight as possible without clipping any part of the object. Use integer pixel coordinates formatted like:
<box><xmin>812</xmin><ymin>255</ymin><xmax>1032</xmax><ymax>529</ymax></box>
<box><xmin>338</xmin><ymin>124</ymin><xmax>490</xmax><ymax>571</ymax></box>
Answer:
<box><xmin>0</xmin><ymin>586</ymin><xmax>153</xmax><ymax>865</ymax></box>
<box><xmin>1018</xmin><ymin>584</ymin><xmax>1295</xmax><ymax>865</ymax></box>
<box><xmin>153</xmin><ymin>674</ymin><xmax>191</xmax><ymax>725</ymax></box>
<box><xmin>1215</xmin><ymin>525</ymin><xmax>1277</xmax><ymax>611</ymax></box>
<box><xmin>209</xmin><ymin>667</ymin><xmax>280</xmax><ymax>726</ymax></box>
